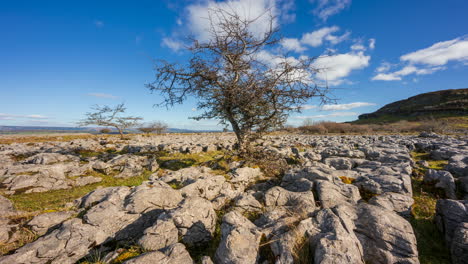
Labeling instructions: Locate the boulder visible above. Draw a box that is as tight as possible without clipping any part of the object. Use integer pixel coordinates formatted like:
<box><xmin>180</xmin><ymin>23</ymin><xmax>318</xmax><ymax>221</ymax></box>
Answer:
<box><xmin>215</xmin><ymin>211</ymin><xmax>261</xmax><ymax>264</ymax></box>
<box><xmin>354</xmin><ymin>204</ymin><xmax>419</xmax><ymax>264</ymax></box>
<box><xmin>424</xmin><ymin>169</ymin><xmax>456</xmax><ymax>199</ymax></box>
<box><xmin>0</xmin><ymin>219</ymin><xmax>108</xmax><ymax>264</ymax></box>
<box><xmin>27</xmin><ymin>211</ymin><xmax>75</xmax><ymax>235</ymax></box>
<box><xmin>23</xmin><ymin>153</ymin><xmax>75</xmax><ymax>165</ymax></box>
<box><xmin>0</xmin><ymin>195</ymin><xmax>15</xmax><ymax>216</ymax></box>
<box><xmin>315</xmin><ymin>180</ymin><xmax>360</xmax><ymax>208</ymax></box>
<box><xmin>435</xmin><ymin>199</ymin><xmax>468</xmax><ymax>246</ymax></box>
<box><xmin>451</xmin><ymin>222</ymin><xmax>468</xmax><ymax>264</ymax></box>
<box><xmin>168</xmin><ymin>197</ymin><xmax>217</xmax><ymax>246</ymax></box>
<box><xmin>369</xmin><ymin>192</ymin><xmax>414</xmax><ymax>217</ymax></box>
<box><xmin>138</xmin><ymin>218</ymin><xmax>179</xmax><ymax>251</ymax></box>
<box><xmin>324</xmin><ymin>157</ymin><xmax>353</xmax><ymax>170</ymax></box>
<box><xmin>446</xmin><ymin>155</ymin><xmax>468</xmax><ymax>178</ymax></box>
<box><xmin>228</xmin><ymin>167</ymin><xmax>263</xmax><ymax>191</ymax></box>
<box><xmin>124</xmin><ymin>182</ymin><xmax>183</xmax><ymax>213</ymax></box>
<box><xmin>76</xmin><ymin>186</ymin><xmax>131</xmax><ymax>208</ymax></box>
<box><xmin>123</xmin><ymin>243</ymin><xmax>193</xmax><ymax>264</ymax></box>
<box><xmin>264</xmin><ymin>186</ymin><xmax>315</xmax><ymax>213</ymax></box>
<box><xmin>312</xmin><ymin>207</ymin><xmax>365</xmax><ymax>264</ymax></box>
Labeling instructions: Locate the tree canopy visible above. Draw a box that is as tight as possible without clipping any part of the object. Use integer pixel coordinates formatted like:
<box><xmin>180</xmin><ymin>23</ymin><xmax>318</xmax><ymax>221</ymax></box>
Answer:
<box><xmin>78</xmin><ymin>103</ymin><xmax>142</xmax><ymax>138</ymax></box>
<box><xmin>148</xmin><ymin>7</ymin><xmax>331</xmax><ymax>151</ymax></box>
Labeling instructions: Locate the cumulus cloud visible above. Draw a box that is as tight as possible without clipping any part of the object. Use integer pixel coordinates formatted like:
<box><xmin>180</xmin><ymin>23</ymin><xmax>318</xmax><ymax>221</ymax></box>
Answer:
<box><xmin>186</xmin><ymin>0</ymin><xmax>278</xmax><ymax>43</ymax></box>
<box><xmin>373</xmin><ymin>36</ymin><xmax>468</xmax><ymax>81</ymax></box>
<box><xmin>87</xmin><ymin>93</ymin><xmax>119</xmax><ymax>99</ymax></box>
<box><xmin>311</xmin><ymin>0</ymin><xmax>351</xmax><ymax>21</ymax></box>
<box><xmin>281</xmin><ymin>26</ymin><xmax>351</xmax><ymax>53</ymax></box>
<box><xmin>162</xmin><ymin>37</ymin><xmax>184</xmax><ymax>52</ymax></box>
<box><xmin>301</xmin><ymin>26</ymin><xmax>349</xmax><ymax>47</ymax></box>
<box><xmin>400</xmin><ymin>36</ymin><xmax>468</xmax><ymax>66</ymax></box>
<box><xmin>280</xmin><ymin>38</ymin><xmax>306</xmax><ymax>52</ymax></box>
<box><xmin>313</xmin><ymin>51</ymin><xmax>370</xmax><ymax>85</ymax></box>
<box><xmin>294</xmin><ymin>111</ymin><xmax>358</xmax><ymax>119</ymax></box>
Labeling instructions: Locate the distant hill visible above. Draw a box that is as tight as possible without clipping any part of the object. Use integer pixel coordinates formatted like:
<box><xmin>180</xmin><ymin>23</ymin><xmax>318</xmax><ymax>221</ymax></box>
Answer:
<box><xmin>357</xmin><ymin>88</ymin><xmax>468</xmax><ymax>122</ymax></box>
<box><xmin>0</xmin><ymin>126</ymin><xmax>220</xmax><ymax>134</ymax></box>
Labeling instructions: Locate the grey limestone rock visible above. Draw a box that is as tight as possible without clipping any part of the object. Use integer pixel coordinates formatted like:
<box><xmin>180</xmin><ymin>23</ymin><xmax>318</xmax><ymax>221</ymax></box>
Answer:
<box><xmin>215</xmin><ymin>211</ymin><xmax>261</xmax><ymax>264</ymax></box>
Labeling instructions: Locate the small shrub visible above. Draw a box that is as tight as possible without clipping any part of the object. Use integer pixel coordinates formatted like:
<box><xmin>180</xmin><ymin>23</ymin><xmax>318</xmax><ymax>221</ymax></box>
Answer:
<box><xmin>99</xmin><ymin>128</ymin><xmax>112</xmax><ymax>134</ymax></box>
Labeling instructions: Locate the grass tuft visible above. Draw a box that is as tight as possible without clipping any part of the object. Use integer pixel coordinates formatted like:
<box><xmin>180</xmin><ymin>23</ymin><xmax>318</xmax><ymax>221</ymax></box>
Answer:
<box><xmin>410</xmin><ymin>151</ymin><xmax>451</xmax><ymax>263</ymax></box>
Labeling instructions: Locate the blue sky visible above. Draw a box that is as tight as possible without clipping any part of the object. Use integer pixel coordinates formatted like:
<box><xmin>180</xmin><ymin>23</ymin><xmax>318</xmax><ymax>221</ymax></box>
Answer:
<box><xmin>1</xmin><ymin>0</ymin><xmax>467</xmax><ymax>130</ymax></box>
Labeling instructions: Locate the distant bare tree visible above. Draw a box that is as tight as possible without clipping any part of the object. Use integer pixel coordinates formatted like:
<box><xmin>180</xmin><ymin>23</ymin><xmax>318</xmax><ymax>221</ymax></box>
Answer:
<box><xmin>138</xmin><ymin>121</ymin><xmax>168</xmax><ymax>134</ymax></box>
<box><xmin>78</xmin><ymin>103</ymin><xmax>142</xmax><ymax>138</ymax></box>
<box><xmin>147</xmin><ymin>7</ymin><xmax>331</xmax><ymax>152</ymax></box>
<box><xmin>302</xmin><ymin>118</ymin><xmax>315</xmax><ymax>127</ymax></box>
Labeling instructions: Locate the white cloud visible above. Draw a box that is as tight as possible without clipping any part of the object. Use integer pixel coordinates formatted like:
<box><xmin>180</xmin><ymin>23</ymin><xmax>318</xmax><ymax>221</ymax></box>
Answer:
<box><xmin>281</xmin><ymin>26</ymin><xmax>350</xmax><ymax>53</ymax></box>
<box><xmin>311</xmin><ymin>0</ymin><xmax>351</xmax><ymax>21</ymax></box>
<box><xmin>280</xmin><ymin>38</ymin><xmax>306</xmax><ymax>52</ymax></box>
<box><xmin>351</xmin><ymin>43</ymin><xmax>366</xmax><ymax>51</ymax></box>
<box><xmin>373</xmin><ymin>36</ymin><xmax>468</xmax><ymax>81</ymax></box>
<box><xmin>372</xmin><ymin>65</ymin><xmax>446</xmax><ymax>81</ymax></box>
<box><xmin>294</xmin><ymin>111</ymin><xmax>357</xmax><ymax>119</ymax></box>
<box><xmin>313</xmin><ymin>51</ymin><xmax>370</xmax><ymax>85</ymax></box>
<box><xmin>298</xmin><ymin>105</ymin><xmax>317</xmax><ymax>110</ymax></box>
<box><xmin>369</xmin><ymin>38</ymin><xmax>376</xmax><ymax>50</ymax></box>
<box><xmin>0</xmin><ymin>113</ymin><xmax>49</xmax><ymax>120</ymax></box>
<box><xmin>321</xmin><ymin>102</ymin><xmax>376</xmax><ymax>111</ymax></box>
<box><xmin>372</xmin><ymin>73</ymin><xmax>401</xmax><ymax>81</ymax></box>
<box><xmin>162</xmin><ymin>37</ymin><xmax>184</xmax><ymax>52</ymax></box>
<box><xmin>299</xmin><ymin>102</ymin><xmax>375</xmax><ymax>111</ymax></box>
<box><xmin>401</xmin><ymin>36</ymin><xmax>468</xmax><ymax>66</ymax></box>
<box><xmin>26</xmin><ymin>115</ymin><xmax>48</xmax><ymax>119</ymax></box>
<box><xmin>375</xmin><ymin>62</ymin><xmax>392</xmax><ymax>73</ymax></box>
<box><xmin>186</xmin><ymin>0</ymin><xmax>278</xmax><ymax>43</ymax></box>
<box><xmin>301</xmin><ymin>26</ymin><xmax>348</xmax><ymax>47</ymax></box>
<box><xmin>87</xmin><ymin>93</ymin><xmax>119</xmax><ymax>99</ymax></box>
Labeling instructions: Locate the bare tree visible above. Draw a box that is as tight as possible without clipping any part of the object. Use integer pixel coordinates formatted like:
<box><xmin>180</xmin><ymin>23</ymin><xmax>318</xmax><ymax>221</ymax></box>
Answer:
<box><xmin>138</xmin><ymin>121</ymin><xmax>168</xmax><ymax>134</ymax></box>
<box><xmin>147</xmin><ymin>7</ymin><xmax>331</xmax><ymax>152</ymax></box>
<box><xmin>78</xmin><ymin>103</ymin><xmax>142</xmax><ymax>138</ymax></box>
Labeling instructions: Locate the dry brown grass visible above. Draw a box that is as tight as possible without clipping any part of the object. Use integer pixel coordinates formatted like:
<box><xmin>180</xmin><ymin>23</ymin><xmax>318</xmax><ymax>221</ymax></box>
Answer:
<box><xmin>295</xmin><ymin>118</ymin><xmax>466</xmax><ymax>135</ymax></box>
<box><xmin>0</xmin><ymin>213</ymin><xmax>40</xmax><ymax>256</ymax></box>
<box><xmin>0</xmin><ymin>133</ymin><xmax>107</xmax><ymax>145</ymax></box>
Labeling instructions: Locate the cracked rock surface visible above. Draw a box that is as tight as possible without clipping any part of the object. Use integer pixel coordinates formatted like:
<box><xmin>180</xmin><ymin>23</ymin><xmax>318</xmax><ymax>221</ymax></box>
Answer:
<box><xmin>0</xmin><ymin>133</ymin><xmax>467</xmax><ymax>263</ymax></box>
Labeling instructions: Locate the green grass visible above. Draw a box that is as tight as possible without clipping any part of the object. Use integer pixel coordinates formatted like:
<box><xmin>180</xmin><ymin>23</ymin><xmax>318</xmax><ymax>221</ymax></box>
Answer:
<box><xmin>7</xmin><ymin>150</ymin><xmax>231</xmax><ymax>213</ymax></box>
<box><xmin>7</xmin><ymin>170</ymin><xmax>152</xmax><ymax>212</ymax></box>
<box><xmin>410</xmin><ymin>152</ymin><xmax>451</xmax><ymax>263</ymax></box>
<box><xmin>157</xmin><ymin>151</ymin><xmax>226</xmax><ymax>171</ymax></box>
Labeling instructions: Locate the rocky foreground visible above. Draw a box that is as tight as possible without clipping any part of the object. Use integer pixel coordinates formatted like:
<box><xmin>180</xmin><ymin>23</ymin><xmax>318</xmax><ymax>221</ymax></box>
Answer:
<box><xmin>0</xmin><ymin>133</ymin><xmax>467</xmax><ymax>263</ymax></box>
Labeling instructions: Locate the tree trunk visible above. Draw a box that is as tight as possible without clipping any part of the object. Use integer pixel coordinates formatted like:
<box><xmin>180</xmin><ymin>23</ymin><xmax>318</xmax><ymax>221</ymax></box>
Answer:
<box><xmin>115</xmin><ymin>127</ymin><xmax>124</xmax><ymax>138</ymax></box>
